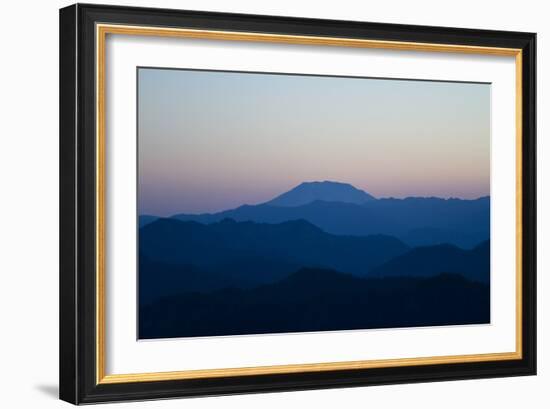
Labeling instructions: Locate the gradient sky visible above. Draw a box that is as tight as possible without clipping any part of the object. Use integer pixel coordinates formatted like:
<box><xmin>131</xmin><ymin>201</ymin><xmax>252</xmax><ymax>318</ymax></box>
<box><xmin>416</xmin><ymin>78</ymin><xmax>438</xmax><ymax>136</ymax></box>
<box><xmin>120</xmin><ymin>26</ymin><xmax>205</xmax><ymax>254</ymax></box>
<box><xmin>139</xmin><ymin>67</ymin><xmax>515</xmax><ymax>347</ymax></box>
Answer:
<box><xmin>138</xmin><ymin>68</ymin><xmax>490</xmax><ymax>216</ymax></box>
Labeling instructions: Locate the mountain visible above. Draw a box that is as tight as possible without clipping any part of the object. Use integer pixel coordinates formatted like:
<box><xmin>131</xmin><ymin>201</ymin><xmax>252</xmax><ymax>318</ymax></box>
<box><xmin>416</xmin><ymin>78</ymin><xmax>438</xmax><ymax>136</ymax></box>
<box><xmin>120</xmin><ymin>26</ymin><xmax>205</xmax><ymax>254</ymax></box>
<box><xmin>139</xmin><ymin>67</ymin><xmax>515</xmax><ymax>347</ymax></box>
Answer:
<box><xmin>171</xmin><ymin>195</ymin><xmax>490</xmax><ymax>248</ymax></box>
<box><xmin>400</xmin><ymin>227</ymin><xmax>490</xmax><ymax>248</ymax></box>
<box><xmin>367</xmin><ymin>240</ymin><xmax>490</xmax><ymax>283</ymax></box>
<box><xmin>139</xmin><ymin>256</ymin><xmax>233</xmax><ymax>306</ymax></box>
<box><xmin>139</xmin><ymin>214</ymin><xmax>159</xmax><ymax>228</ymax></box>
<box><xmin>266</xmin><ymin>181</ymin><xmax>375</xmax><ymax>207</ymax></box>
<box><xmin>139</xmin><ymin>218</ymin><xmax>409</xmax><ymax>291</ymax></box>
<box><xmin>139</xmin><ymin>268</ymin><xmax>490</xmax><ymax>339</ymax></box>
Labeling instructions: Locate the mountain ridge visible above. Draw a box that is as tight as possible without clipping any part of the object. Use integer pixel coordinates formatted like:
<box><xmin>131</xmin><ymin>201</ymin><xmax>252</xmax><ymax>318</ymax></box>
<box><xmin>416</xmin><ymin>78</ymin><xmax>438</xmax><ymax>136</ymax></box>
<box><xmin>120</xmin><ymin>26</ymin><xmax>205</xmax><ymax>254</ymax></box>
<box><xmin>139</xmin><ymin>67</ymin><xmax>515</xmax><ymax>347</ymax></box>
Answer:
<box><xmin>140</xmin><ymin>267</ymin><xmax>490</xmax><ymax>339</ymax></box>
<box><xmin>139</xmin><ymin>181</ymin><xmax>490</xmax><ymax>248</ymax></box>
<box><xmin>140</xmin><ymin>217</ymin><xmax>409</xmax><ymax>279</ymax></box>
<box><xmin>367</xmin><ymin>240</ymin><xmax>490</xmax><ymax>283</ymax></box>
<box><xmin>167</xmin><ymin>197</ymin><xmax>489</xmax><ymax>248</ymax></box>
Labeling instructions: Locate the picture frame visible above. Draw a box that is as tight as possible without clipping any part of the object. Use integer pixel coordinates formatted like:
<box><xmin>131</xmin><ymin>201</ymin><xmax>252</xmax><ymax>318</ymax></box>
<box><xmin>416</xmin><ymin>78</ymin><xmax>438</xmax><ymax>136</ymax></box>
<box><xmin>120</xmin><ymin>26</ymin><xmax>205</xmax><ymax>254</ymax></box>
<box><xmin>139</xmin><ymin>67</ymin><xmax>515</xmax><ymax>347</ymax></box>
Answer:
<box><xmin>59</xmin><ymin>3</ymin><xmax>536</xmax><ymax>405</ymax></box>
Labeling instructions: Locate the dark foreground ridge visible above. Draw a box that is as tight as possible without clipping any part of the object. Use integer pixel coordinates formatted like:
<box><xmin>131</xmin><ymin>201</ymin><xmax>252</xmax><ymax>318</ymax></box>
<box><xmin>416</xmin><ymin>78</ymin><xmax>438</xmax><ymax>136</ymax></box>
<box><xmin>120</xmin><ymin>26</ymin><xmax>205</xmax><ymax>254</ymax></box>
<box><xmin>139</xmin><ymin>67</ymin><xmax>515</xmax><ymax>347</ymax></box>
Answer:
<box><xmin>139</xmin><ymin>268</ymin><xmax>490</xmax><ymax>339</ymax></box>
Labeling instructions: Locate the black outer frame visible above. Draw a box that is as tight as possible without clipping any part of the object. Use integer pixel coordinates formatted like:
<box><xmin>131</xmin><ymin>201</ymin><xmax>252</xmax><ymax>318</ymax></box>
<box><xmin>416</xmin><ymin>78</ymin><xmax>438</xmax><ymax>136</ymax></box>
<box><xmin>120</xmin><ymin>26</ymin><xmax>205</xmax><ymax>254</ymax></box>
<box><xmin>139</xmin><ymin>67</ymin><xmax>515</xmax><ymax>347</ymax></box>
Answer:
<box><xmin>59</xmin><ymin>3</ymin><xmax>536</xmax><ymax>405</ymax></box>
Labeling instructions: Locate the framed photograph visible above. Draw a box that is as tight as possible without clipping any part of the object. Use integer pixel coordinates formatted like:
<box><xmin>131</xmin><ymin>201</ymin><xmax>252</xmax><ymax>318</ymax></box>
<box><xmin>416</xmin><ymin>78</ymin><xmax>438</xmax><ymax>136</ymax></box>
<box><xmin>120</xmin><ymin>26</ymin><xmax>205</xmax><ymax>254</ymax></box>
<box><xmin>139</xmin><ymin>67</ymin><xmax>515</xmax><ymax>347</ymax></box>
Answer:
<box><xmin>59</xmin><ymin>3</ymin><xmax>536</xmax><ymax>404</ymax></box>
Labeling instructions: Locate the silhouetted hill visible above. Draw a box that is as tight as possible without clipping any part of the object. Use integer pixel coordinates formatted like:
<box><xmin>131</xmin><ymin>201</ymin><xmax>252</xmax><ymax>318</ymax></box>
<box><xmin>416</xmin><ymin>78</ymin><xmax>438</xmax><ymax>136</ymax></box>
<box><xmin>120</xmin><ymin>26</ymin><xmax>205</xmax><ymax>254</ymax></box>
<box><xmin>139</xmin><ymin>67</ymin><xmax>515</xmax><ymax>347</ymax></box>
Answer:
<box><xmin>367</xmin><ymin>240</ymin><xmax>490</xmax><ymax>283</ymax></box>
<box><xmin>400</xmin><ymin>227</ymin><xmax>489</xmax><ymax>248</ymax></box>
<box><xmin>266</xmin><ymin>181</ymin><xmax>375</xmax><ymax>207</ymax></box>
<box><xmin>139</xmin><ymin>255</ymin><xmax>235</xmax><ymax>306</ymax></box>
<box><xmin>172</xmin><ymin>196</ymin><xmax>489</xmax><ymax>248</ymax></box>
<box><xmin>139</xmin><ymin>214</ymin><xmax>159</xmax><ymax>228</ymax></box>
<box><xmin>139</xmin><ymin>268</ymin><xmax>490</xmax><ymax>339</ymax></box>
<box><xmin>139</xmin><ymin>218</ymin><xmax>409</xmax><ymax>291</ymax></box>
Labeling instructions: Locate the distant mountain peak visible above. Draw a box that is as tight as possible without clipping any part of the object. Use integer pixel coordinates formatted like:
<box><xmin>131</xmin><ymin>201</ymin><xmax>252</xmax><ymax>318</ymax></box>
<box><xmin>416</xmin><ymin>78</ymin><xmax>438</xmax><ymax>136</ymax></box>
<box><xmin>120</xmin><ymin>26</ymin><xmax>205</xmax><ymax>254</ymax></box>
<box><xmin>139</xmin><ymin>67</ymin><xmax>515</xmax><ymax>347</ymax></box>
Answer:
<box><xmin>265</xmin><ymin>181</ymin><xmax>375</xmax><ymax>207</ymax></box>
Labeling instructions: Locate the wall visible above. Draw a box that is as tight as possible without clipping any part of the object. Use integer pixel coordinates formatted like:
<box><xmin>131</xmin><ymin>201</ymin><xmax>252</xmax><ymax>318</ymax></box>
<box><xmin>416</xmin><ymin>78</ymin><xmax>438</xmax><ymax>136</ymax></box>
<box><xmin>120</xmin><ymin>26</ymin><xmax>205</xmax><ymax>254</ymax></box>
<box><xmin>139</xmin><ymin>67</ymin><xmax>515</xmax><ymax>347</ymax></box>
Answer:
<box><xmin>0</xmin><ymin>0</ymin><xmax>546</xmax><ymax>407</ymax></box>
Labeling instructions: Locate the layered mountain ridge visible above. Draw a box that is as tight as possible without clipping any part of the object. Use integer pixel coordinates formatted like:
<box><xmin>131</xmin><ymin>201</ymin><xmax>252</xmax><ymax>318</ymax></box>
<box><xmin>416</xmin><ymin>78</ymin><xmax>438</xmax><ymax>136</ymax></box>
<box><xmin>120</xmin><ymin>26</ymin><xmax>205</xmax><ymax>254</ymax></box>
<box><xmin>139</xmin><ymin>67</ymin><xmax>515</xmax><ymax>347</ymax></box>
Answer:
<box><xmin>138</xmin><ymin>181</ymin><xmax>491</xmax><ymax>339</ymax></box>
<box><xmin>156</xmin><ymin>181</ymin><xmax>489</xmax><ymax>248</ymax></box>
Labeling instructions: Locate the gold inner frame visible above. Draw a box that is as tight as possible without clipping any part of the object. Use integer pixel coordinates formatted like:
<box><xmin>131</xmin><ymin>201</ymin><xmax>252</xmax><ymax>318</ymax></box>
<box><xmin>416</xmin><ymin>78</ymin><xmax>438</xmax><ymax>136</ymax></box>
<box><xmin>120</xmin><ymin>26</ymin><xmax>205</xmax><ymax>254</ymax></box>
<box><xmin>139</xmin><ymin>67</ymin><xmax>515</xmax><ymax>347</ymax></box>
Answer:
<box><xmin>95</xmin><ymin>23</ymin><xmax>523</xmax><ymax>385</ymax></box>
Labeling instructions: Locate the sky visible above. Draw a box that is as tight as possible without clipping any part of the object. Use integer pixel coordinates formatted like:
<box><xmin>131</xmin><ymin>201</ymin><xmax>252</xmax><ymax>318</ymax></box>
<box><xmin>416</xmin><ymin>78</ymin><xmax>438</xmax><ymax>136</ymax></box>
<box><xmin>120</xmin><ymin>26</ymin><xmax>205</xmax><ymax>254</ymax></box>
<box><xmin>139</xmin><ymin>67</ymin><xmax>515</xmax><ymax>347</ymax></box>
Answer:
<box><xmin>138</xmin><ymin>68</ymin><xmax>490</xmax><ymax>216</ymax></box>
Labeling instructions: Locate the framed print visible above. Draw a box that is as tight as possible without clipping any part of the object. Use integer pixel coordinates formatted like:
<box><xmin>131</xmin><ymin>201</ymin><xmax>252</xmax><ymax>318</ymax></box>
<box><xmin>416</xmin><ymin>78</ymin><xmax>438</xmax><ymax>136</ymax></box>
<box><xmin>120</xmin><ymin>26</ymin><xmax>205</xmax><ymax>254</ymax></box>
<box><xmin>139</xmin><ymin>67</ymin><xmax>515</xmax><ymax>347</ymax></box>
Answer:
<box><xmin>59</xmin><ymin>3</ymin><xmax>536</xmax><ymax>405</ymax></box>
